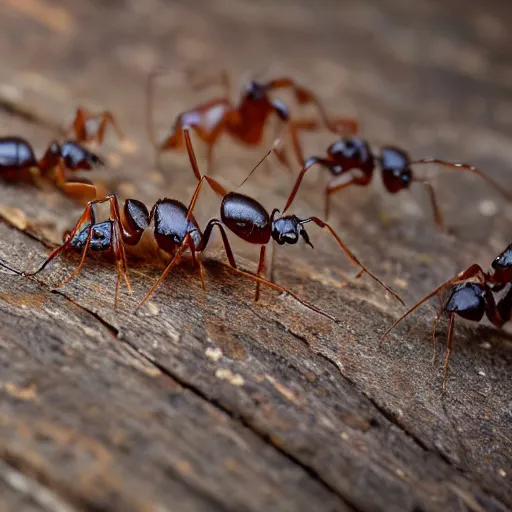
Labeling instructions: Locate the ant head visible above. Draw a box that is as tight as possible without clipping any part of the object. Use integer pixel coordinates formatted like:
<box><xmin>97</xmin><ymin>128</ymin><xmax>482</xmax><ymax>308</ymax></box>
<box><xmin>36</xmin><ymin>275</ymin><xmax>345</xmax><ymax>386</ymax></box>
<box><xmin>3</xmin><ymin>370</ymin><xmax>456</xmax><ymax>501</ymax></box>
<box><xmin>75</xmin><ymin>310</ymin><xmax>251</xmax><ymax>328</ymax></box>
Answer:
<box><xmin>492</xmin><ymin>244</ymin><xmax>512</xmax><ymax>272</ymax></box>
<box><xmin>380</xmin><ymin>147</ymin><xmax>412</xmax><ymax>193</ymax></box>
<box><xmin>271</xmin><ymin>215</ymin><xmax>313</xmax><ymax>247</ymax></box>
<box><xmin>60</xmin><ymin>141</ymin><xmax>104</xmax><ymax>170</ymax></box>
<box><xmin>445</xmin><ymin>281</ymin><xmax>487</xmax><ymax>322</ymax></box>
<box><xmin>70</xmin><ymin>221</ymin><xmax>113</xmax><ymax>253</ymax></box>
<box><xmin>245</xmin><ymin>80</ymin><xmax>267</xmax><ymax>103</ymax></box>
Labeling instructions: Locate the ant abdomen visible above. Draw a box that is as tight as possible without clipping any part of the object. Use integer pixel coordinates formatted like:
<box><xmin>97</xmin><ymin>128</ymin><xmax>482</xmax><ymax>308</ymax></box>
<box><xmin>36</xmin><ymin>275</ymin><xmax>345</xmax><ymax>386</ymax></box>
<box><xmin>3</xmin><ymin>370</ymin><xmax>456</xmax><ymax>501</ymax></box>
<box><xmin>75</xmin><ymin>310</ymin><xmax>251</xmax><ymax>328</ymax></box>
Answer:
<box><xmin>220</xmin><ymin>192</ymin><xmax>272</xmax><ymax>244</ymax></box>
<box><xmin>152</xmin><ymin>199</ymin><xmax>202</xmax><ymax>254</ymax></box>
<box><xmin>445</xmin><ymin>282</ymin><xmax>488</xmax><ymax>322</ymax></box>
<box><xmin>0</xmin><ymin>136</ymin><xmax>37</xmax><ymax>171</ymax></box>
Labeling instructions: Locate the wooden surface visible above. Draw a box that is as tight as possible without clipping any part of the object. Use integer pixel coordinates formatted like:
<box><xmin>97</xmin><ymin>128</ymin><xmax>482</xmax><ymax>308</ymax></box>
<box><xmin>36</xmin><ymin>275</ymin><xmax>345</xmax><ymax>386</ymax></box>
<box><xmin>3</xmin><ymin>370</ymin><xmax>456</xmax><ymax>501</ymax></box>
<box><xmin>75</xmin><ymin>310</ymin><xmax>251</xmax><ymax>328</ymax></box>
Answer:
<box><xmin>0</xmin><ymin>0</ymin><xmax>511</xmax><ymax>511</ymax></box>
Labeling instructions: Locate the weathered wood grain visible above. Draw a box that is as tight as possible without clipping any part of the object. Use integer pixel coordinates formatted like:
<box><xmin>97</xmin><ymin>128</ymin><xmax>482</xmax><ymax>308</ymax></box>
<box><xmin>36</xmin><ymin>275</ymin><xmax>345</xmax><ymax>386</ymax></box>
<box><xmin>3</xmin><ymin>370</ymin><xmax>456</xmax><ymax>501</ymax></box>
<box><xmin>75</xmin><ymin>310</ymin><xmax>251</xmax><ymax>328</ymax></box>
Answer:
<box><xmin>0</xmin><ymin>0</ymin><xmax>510</xmax><ymax>511</ymax></box>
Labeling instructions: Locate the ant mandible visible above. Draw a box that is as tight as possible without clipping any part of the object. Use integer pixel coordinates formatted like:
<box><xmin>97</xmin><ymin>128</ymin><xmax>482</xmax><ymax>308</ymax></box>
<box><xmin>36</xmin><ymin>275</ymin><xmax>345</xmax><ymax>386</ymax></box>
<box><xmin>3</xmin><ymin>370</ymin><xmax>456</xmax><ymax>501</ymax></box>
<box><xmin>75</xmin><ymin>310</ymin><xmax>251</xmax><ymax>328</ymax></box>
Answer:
<box><xmin>26</xmin><ymin>154</ymin><xmax>337</xmax><ymax>322</ymax></box>
<box><xmin>67</xmin><ymin>107</ymin><xmax>125</xmax><ymax>147</ymax></box>
<box><xmin>381</xmin><ymin>244</ymin><xmax>512</xmax><ymax>394</ymax></box>
<box><xmin>151</xmin><ymin>129</ymin><xmax>404</xmax><ymax>308</ymax></box>
<box><xmin>277</xmin><ymin>136</ymin><xmax>512</xmax><ymax>228</ymax></box>
<box><xmin>146</xmin><ymin>69</ymin><xmax>359</xmax><ymax>173</ymax></box>
<box><xmin>0</xmin><ymin>136</ymin><xmax>104</xmax><ymax>202</ymax></box>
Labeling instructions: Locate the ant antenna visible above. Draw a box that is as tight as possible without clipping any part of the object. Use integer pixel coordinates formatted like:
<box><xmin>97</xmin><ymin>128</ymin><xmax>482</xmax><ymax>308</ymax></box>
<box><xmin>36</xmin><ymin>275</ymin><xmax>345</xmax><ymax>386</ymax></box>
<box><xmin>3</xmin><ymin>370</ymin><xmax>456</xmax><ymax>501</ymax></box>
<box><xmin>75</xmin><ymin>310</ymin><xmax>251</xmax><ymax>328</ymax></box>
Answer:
<box><xmin>237</xmin><ymin>138</ymin><xmax>281</xmax><ymax>188</ymax></box>
<box><xmin>412</xmin><ymin>158</ymin><xmax>512</xmax><ymax>201</ymax></box>
<box><xmin>238</xmin><ymin>137</ymin><xmax>284</xmax><ymax>189</ymax></box>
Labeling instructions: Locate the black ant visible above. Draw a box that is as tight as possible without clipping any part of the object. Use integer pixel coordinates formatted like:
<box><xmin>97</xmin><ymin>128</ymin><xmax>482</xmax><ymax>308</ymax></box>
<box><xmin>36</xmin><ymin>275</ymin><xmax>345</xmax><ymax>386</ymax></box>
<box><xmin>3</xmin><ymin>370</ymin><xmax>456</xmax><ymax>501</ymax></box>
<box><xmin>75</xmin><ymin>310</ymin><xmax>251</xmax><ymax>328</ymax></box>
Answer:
<box><xmin>152</xmin><ymin>130</ymin><xmax>404</xmax><ymax>308</ymax></box>
<box><xmin>26</xmin><ymin>143</ymin><xmax>338</xmax><ymax>322</ymax></box>
<box><xmin>146</xmin><ymin>70</ymin><xmax>358</xmax><ymax>173</ymax></box>
<box><xmin>0</xmin><ymin>136</ymin><xmax>104</xmax><ymax>202</ymax></box>
<box><xmin>382</xmin><ymin>244</ymin><xmax>512</xmax><ymax>394</ymax></box>
<box><xmin>277</xmin><ymin>136</ymin><xmax>512</xmax><ymax>228</ymax></box>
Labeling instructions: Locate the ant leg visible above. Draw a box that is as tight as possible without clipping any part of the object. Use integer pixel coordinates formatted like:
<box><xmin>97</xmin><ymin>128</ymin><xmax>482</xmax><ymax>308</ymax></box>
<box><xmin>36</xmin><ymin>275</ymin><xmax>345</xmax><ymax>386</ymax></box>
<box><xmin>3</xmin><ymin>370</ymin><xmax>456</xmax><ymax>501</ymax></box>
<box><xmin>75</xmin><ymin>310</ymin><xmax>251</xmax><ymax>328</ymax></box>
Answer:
<box><xmin>188</xmin><ymin>236</ymin><xmax>206</xmax><ymax>290</ymax></box>
<box><xmin>381</xmin><ymin>263</ymin><xmax>489</xmax><ymax>340</ymax></box>
<box><xmin>300</xmin><ymin>216</ymin><xmax>405</xmax><ymax>306</ymax></box>
<box><xmin>106</xmin><ymin>195</ymin><xmax>133</xmax><ymax>302</ymax></box>
<box><xmin>324</xmin><ymin>174</ymin><xmax>368</xmax><ymax>220</ymax></box>
<box><xmin>412</xmin><ymin>158</ymin><xmax>512</xmax><ymax>201</ymax></box>
<box><xmin>200</xmin><ymin>220</ymin><xmax>336</xmax><ymax>322</ymax></box>
<box><xmin>198</xmin><ymin>220</ymin><xmax>237</xmax><ymax>267</ymax></box>
<box><xmin>431</xmin><ymin>305</ymin><xmax>443</xmax><ymax>365</ymax></box>
<box><xmin>51</xmin><ymin>160</ymin><xmax>97</xmax><ymax>202</ymax></box>
<box><xmin>95</xmin><ymin>111</ymin><xmax>125</xmax><ymax>145</ymax></box>
<box><xmin>70</xmin><ymin>107</ymin><xmax>125</xmax><ymax>144</ymax></box>
<box><xmin>69</xmin><ymin>107</ymin><xmax>88</xmax><ymax>141</ymax></box>
<box><xmin>62</xmin><ymin>181</ymin><xmax>98</xmax><ymax>203</ymax></box>
<box><xmin>441</xmin><ymin>313</ymin><xmax>456</xmax><ymax>396</ymax></box>
<box><xmin>282</xmin><ymin>157</ymin><xmax>333</xmax><ymax>213</ymax></box>
<box><xmin>413</xmin><ymin>179</ymin><xmax>445</xmax><ymax>231</ymax></box>
<box><xmin>264</xmin><ymin>78</ymin><xmax>359</xmax><ymax>134</ymax></box>
<box><xmin>136</xmin><ymin>234</ymin><xmax>192</xmax><ymax>309</ymax></box>
<box><xmin>269</xmin><ymin>239</ymin><xmax>277</xmax><ymax>283</ymax></box>
<box><xmin>255</xmin><ymin>245</ymin><xmax>267</xmax><ymax>302</ymax></box>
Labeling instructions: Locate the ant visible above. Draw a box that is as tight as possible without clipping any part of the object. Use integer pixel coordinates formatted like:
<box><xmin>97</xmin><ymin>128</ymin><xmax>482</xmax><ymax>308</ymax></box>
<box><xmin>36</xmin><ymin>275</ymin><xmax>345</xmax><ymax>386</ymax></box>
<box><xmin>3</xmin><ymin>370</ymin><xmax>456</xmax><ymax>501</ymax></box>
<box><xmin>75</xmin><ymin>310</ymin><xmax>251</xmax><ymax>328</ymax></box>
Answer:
<box><xmin>26</xmin><ymin>145</ymin><xmax>338</xmax><ymax>322</ymax></box>
<box><xmin>146</xmin><ymin>69</ymin><xmax>359</xmax><ymax>173</ymax></box>
<box><xmin>67</xmin><ymin>107</ymin><xmax>125</xmax><ymax>147</ymax></box>
<box><xmin>277</xmin><ymin>136</ymin><xmax>512</xmax><ymax>227</ymax></box>
<box><xmin>0</xmin><ymin>136</ymin><xmax>105</xmax><ymax>202</ymax></box>
<box><xmin>155</xmin><ymin>130</ymin><xmax>405</xmax><ymax>308</ymax></box>
<box><xmin>381</xmin><ymin>244</ymin><xmax>512</xmax><ymax>394</ymax></box>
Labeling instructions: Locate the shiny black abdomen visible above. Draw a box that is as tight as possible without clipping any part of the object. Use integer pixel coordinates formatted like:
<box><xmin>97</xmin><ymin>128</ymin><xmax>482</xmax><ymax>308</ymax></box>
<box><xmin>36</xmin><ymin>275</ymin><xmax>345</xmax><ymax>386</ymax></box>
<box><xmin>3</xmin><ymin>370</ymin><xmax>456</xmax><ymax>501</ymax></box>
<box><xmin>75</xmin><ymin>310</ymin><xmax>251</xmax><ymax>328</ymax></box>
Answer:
<box><xmin>125</xmin><ymin>199</ymin><xmax>150</xmax><ymax>233</ymax></box>
<box><xmin>445</xmin><ymin>282</ymin><xmax>487</xmax><ymax>322</ymax></box>
<box><xmin>221</xmin><ymin>192</ymin><xmax>271</xmax><ymax>244</ymax></box>
<box><xmin>0</xmin><ymin>137</ymin><xmax>37</xmax><ymax>170</ymax></box>
<box><xmin>152</xmin><ymin>199</ymin><xmax>201</xmax><ymax>254</ymax></box>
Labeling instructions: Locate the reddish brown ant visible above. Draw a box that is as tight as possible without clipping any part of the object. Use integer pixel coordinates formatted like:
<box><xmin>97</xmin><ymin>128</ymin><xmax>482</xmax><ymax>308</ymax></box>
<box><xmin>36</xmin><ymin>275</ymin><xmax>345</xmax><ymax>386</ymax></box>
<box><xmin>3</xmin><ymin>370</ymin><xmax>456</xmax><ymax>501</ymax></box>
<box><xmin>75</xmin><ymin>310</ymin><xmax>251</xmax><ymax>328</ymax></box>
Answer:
<box><xmin>146</xmin><ymin>70</ymin><xmax>358</xmax><ymax>173</ymax></box>
<box><xmin>144</xmin><ymin>130</ymin><xmax>404</xmax><ymax>308</ymax></box>
<box><xmin>25</xmin><ymin>145</ymin><xmax>338</xmax><ymax>322</ymax></box>
<box><xmin>277</xmin><ymin>136</ymin><xmax>512</xmax><ymax>227</ymax></box>
<box><xmin>381</xmin><ymin>244</ymin><xmax>512</xmax><ymax>394</ymax></box>
<box><xmin>0</xmin><ymin>136</ymin><xmax>105</xmax><ymax>202</ymax></box>
<box><xmin>67</xmin><ymin>107</ymin><xmax>125</xmax><ymax>147</ymax></box>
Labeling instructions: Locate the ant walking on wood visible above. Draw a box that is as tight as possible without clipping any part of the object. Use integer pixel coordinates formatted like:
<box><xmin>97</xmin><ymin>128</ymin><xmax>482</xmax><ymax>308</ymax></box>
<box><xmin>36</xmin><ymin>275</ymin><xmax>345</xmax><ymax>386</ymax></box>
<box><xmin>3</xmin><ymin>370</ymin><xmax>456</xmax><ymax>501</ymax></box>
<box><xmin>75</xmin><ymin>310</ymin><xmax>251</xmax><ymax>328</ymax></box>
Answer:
<box><xmin>278</xmin><ymin>136</ymin><xmax>512</xmax><ymax>228</ymax></box>
<box><xmin>26</xmin><ymin>139</ymin><xmax>338</xmax><ymax>322</ymax></box>
<box><xmin>0</xmin><ymin>136</ymin><xmax>104</xmax><ymax>201</ymax></box>
<box><xmin>140</xmin><ymin>129</ymin><xmax>404</xmax><ymax>309</ymax></box>
<box><xmin>146</xmin><ymin>69</ymin><xmax>359</xmax><ymax>173</ymax></box>
<box><xmin>381</xmin><ymin>244</ymin><xmax>512</xmax><ymax>394</ymax></box>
